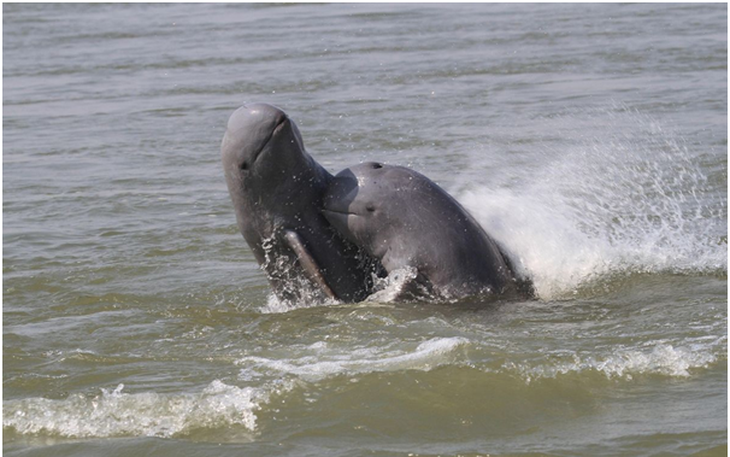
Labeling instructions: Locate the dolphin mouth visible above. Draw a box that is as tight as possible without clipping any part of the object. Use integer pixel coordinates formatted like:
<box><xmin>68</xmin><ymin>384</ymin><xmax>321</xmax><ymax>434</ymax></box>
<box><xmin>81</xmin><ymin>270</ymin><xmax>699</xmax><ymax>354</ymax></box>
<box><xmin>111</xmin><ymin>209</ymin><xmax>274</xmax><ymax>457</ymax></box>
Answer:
<box><xmin>272</xmin><ymin>115</ymin><xmax>288</xmax><ymax>135</ymax></box>
<box><xmin>322</xmin><ymin>207</ymin><xmax>357</xmax><ymax>216</ymax></box>
<box><xmin>323</xmin><ymin>208</ymin><xmax>357</xmax><ymax>220</ymax></box>
<box><xmin>322</xmin><ymin>208</ymin><xmax>346</xmax><ymax>217</ymax></box>
<box><xmin>252</xmin><ymin>115</ymin><xmax>289</xmax><ymax>165</ymax></box>
<box><xmin>322</xmin><ymin>209</ymin><xmax>353</xmax><ymax>233</ymax></box>
<box><xmin>322</xmin><ymin>208</ymin><xmax>363</xmax><ymax>223</ymax></box>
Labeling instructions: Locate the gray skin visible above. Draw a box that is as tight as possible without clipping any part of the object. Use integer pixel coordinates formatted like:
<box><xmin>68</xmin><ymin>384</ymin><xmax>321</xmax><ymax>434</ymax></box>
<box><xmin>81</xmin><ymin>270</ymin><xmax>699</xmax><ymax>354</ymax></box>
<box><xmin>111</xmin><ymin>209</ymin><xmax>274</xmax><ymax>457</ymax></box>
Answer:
<box><xmin>221</xmin><ymin>103</ymin><xmax>379</xmax><ymax>303</ymax></box>
<box><xmin>322</xmin><ymin>162</ymin><xmax>530</xmax><ymax>300</ymax></box>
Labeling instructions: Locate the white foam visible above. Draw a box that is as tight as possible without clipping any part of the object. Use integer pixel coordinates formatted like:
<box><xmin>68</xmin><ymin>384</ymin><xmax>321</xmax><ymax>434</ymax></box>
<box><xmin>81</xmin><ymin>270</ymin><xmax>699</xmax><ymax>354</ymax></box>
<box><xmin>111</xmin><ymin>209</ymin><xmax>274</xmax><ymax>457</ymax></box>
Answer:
<box><xmin>4</xmin><ymin>380</ymin><xmax>269</xmax><ymax>439</ymax></box>
<box><xmin>237</xmin><ymin>337</ymin><xmax>469</xmax><ymax>382</ymax></box>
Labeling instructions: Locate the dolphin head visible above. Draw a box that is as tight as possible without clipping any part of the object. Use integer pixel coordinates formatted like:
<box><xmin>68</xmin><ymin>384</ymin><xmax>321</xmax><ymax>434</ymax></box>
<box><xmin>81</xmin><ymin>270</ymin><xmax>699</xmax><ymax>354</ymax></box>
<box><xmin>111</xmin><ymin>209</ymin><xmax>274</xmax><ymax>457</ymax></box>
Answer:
<box><xmin>323</xmin><ymin>162</ymin><xmax>414</xmax><ymax>261</ymax></box>
<box><xmin>221</xmin><ymin>103</ymin><xmax>330</xmax><ymax>235</ymax></box>
<box><xmin>221</xmin><ymin>103</ymin><xmax>307</xmax><ymax>187</ymax></box>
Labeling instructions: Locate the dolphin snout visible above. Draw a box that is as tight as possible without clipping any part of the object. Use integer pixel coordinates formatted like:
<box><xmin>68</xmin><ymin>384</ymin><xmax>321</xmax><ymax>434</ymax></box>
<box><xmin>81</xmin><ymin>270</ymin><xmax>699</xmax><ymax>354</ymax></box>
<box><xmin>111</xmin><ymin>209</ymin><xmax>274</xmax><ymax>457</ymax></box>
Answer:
<box><xmin>227</xmin><ymin>102</ymin><xmax>287</xmax><ymax>135</ymax></box>
<box><xmin>243</xmin><ymin>103</ymin><xmax>287</xmax><ymax>124</ymax></box>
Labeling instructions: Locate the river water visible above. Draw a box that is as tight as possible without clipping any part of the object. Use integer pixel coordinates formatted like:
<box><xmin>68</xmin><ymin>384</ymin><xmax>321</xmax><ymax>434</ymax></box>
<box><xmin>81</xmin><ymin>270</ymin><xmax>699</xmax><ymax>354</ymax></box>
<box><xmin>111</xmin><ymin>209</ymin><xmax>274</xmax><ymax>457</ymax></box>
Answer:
<box><xmin>3</xmin><ymin>4</ymin><xmax>727</xmax><ymax>456</ymax></box>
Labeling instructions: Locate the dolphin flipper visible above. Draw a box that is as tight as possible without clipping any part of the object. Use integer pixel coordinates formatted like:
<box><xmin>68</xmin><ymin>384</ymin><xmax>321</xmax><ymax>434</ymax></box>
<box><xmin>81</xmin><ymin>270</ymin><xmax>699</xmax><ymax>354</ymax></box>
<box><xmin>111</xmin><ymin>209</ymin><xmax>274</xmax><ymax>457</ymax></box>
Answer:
<box><xmin>283</xmin><ymin>230</ymin><xmax>337</xmax><ymax>300</ymax></box>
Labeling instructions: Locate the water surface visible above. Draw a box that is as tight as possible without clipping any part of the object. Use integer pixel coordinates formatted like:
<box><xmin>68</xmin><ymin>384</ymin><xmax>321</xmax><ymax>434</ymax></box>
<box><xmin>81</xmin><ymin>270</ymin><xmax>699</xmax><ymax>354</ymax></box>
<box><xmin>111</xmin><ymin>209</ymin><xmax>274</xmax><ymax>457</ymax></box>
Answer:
<box><xmin>3</xmin><ymin>4</ymin><xmax>727</xmax><ymax>456</ymax></box>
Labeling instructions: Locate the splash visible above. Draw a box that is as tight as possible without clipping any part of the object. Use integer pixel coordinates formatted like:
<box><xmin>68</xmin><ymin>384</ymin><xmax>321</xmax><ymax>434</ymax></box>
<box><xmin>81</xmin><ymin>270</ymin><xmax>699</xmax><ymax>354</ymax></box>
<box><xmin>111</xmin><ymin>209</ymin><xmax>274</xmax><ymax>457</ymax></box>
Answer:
<box><xmin>259</xmin><ymin>291</ymin><xmax>338</xmax><ymax>314</ymax></box>
<box><xmin>461</xmin><ymin>109</ymin><xmax>727</xmax><ymax>300</ymax></box>
<box><xmin>257</xmin><ymin>233</ymin><xmax>340</xmax><ymax>313</ymax></box>
<box><xmin>365</xmin><ymin>266</ymin><xmax>422</xmax><ymax>303</ymax></box>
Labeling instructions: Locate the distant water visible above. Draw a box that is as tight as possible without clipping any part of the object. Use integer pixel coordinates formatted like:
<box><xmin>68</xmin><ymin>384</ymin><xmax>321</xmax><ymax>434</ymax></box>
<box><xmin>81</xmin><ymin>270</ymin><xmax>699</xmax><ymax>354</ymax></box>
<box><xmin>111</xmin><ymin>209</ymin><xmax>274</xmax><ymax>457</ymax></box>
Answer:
<box><xmin>3</xmin><ymin>4</ymin><xmax>727</xmax><ymax>457</ymax></box>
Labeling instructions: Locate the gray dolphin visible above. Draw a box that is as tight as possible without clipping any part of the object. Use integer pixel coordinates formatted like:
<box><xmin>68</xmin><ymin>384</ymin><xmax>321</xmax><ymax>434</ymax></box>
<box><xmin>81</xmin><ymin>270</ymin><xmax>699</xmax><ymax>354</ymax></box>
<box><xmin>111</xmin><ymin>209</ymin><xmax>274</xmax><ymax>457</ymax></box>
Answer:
<box><xmin>221</xmin><ymin>104</ymin><xmax>379</xmax><ymax>303</ymax></box>
<box><xmin>322</xmin><ymin>162</ymin><xmax>532</xmax><ymax>301</ymax></box>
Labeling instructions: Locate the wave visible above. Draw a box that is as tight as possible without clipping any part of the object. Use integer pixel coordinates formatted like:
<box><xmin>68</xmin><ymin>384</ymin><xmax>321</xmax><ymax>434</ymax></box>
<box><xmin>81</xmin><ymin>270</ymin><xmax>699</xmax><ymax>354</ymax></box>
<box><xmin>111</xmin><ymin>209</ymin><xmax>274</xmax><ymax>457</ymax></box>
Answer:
<box><xmin>236</xmin><ymin>334</ymin><xmax>723</xmax><ymax>385</ymax></box>
<box><xmin>5</xmin><ymin>336</ymin><xmax>722</xmax><ymax>441</ymax></box>
<box><xmin>505</xmin><ymin>340</ymin><xmax>724</xmax><ymax>383</ymax></box>
<box><xmin>237</xmin><ymin>336</ymin><xmax>469</xmax><ymax>382</ymax></box>
<box><xmin>4</xmin><ymin>339</ymin><xmax>468</xmax><ymax>441</ymax></box>
<box><xmin>3</xmin><ymin>380</ymin><xmax>270</xmax><ymax>440</ymax></box>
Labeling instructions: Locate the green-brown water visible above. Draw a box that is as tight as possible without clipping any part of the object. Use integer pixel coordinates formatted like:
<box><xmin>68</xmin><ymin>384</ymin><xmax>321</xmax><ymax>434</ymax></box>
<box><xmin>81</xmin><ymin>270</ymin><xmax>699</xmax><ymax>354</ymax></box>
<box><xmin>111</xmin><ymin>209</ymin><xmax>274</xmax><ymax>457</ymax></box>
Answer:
<box><xmin>4</xmin><ymin>4</ymin><xmax>727</xmax><ymax>456</ymax></box>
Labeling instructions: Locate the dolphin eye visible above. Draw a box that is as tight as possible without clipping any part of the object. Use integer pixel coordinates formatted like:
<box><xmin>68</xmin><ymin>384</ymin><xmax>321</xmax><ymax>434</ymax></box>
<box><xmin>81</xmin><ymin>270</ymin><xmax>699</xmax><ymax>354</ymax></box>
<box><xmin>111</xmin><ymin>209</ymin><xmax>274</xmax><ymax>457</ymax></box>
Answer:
<box><xmin>372</xmin><ymin>163</ymin><xmax>383</xmax><ymax>169</ymax></box>
<box><xmin>241</xmin><ymin>161</ymin><xmax>249</xmax><ymax>171</ymax></box>
<box><xmin>366</xmin><ymin>204</ymin><xmax>376</xmax><ymax>212</ymax></box>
